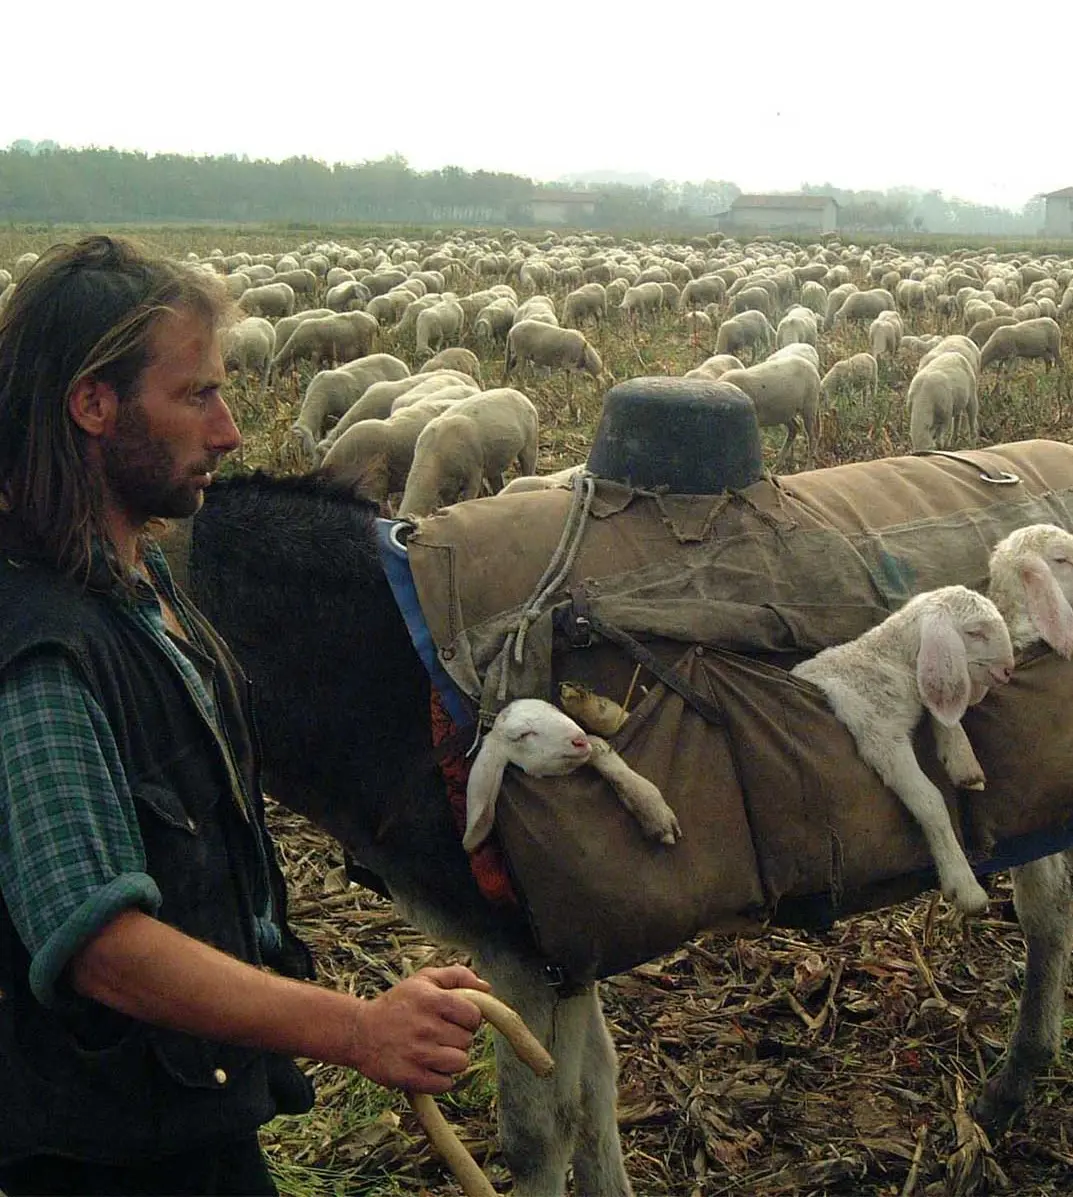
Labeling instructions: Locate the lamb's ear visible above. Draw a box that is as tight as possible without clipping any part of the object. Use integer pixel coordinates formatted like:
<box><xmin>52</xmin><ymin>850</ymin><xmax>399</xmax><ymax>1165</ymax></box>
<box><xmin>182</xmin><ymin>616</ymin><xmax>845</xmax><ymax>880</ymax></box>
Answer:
<box><xmin>1021</xmin><ymin>556</ymin><xmax>1073</xmax><ymax>658</ymax></box>
<box><xmin>917</xmin><ymin>608</ymin><xmax>971</xmax><ymax>726</ymax></box>
<box><xmin>463</xmin><ymin>735</ymin><xmax>510</xmax><ymax>852</ymax></box>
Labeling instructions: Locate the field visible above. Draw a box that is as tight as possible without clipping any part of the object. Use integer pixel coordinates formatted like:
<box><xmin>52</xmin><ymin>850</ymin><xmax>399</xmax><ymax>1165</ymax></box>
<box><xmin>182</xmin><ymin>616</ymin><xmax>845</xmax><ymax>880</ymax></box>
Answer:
<box><xmin>5</xmin><ymin>223</ymin><xmax>1073</xmax><ymax>1197</ymax></box>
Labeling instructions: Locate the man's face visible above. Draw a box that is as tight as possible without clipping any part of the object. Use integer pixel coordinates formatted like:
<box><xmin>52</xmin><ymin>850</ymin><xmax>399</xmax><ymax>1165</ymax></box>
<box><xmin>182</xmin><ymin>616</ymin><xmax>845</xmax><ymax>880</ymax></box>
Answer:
<box><xmin>100</xmin><ymin>307</ymin><xmax>241</xmax><ymax>524</ymax></box>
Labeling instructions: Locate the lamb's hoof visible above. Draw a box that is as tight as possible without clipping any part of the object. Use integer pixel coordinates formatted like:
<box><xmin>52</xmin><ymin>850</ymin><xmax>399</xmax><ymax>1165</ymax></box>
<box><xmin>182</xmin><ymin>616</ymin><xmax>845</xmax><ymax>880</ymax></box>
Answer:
<box><xmin>960</xmin><ymin>780</ymin><xmax>986</xmax><ymax>791</ymax></box>
<box><xmin>647</xmin><ymin>810</ymin><xmax>682</xmax><ymax>845</ymax></box>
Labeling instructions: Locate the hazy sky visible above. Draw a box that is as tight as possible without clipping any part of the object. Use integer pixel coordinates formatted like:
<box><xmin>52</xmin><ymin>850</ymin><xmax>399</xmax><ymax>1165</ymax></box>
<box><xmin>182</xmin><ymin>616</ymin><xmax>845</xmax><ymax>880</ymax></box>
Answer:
<box><xmin>7</xmin><ymin>0</ymin><xmax>1070</xmax><ymax>211</ymax></box>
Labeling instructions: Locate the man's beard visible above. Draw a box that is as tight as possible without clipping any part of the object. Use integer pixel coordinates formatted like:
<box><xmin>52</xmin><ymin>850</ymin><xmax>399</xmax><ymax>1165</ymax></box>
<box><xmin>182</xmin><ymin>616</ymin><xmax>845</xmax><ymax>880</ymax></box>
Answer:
<box><xmin>101</xmin><ymin>400</ymin><xmax>210</xmax><ymax>523</ymax></box>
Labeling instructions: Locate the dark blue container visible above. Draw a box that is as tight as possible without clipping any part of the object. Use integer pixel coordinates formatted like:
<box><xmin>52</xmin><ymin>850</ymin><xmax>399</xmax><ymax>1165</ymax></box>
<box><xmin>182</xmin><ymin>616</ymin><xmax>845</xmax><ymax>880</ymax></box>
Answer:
<box><xmin>587</xmin><ymin>377</ymin><xmax>764</xmax><ymax>494</ymax></box>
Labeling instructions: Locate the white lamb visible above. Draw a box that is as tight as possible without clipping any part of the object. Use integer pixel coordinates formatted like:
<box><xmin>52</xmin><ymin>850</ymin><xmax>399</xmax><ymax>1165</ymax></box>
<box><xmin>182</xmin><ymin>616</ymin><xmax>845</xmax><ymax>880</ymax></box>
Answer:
<box><xmin>987</xmin><ymin>523</ymin><xmax>1073</xmax><ymax>657</ymax></box>
<box><xmin>463</xmin><ymin>699</ymin><xmax>681</xmax><ymax>853</ymax></box>
<box><xmin>792</xmin><ymin>585</ymin><xmax>1015</xmax><ymax>914</ymax></box>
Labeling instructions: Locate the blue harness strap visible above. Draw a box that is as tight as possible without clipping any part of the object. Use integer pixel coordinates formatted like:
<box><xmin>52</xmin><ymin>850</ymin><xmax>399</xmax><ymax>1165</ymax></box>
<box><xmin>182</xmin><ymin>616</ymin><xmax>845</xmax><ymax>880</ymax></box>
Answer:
<box><xmin>375</xmin><ymin>518</ymin><xmax>474</xmax><ymax>729</ymax></box>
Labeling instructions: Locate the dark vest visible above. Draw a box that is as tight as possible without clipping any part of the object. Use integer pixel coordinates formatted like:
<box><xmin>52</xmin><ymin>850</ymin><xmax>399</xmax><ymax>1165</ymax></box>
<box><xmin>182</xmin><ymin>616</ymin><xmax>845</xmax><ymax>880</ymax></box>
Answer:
<box><xmin>0</xmin><ymin>553</ymin><xmax>314</xmax><ymax>1163</ymax></box>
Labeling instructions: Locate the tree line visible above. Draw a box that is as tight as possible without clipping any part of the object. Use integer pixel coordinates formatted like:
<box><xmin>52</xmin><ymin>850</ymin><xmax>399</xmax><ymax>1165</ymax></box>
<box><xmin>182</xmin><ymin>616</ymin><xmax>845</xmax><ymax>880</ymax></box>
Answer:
<box><xmin>0</xmin><ymin>143</ymin><xmax>1047</xmax><ymax>236</ymax></box>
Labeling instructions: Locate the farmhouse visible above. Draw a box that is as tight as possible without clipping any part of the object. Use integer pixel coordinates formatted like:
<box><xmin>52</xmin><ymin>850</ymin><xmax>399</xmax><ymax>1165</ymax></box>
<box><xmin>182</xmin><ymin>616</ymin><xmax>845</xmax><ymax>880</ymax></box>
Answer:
<box><xmin>1043</xmin><ymin>187</ymin><xmax>1073</xmax><ymax>236</ymax></box>
<box><xmin>525</xmin><ymin>190</ymin><xmax>598</xmax><ymax>227</ymax></box>
<box><xmin>721</xmin><ymin>193</ymin><xmax>838</xmax><ymax>235</ymax></box>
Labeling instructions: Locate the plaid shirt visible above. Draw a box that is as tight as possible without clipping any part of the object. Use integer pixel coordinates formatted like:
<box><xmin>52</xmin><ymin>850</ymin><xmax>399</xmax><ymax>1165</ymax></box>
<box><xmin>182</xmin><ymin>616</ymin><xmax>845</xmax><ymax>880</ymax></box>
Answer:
<box><xmin>0</xmin><ymin>542</ymin><xmax>250</xmax><ymax>1006</ymax></box>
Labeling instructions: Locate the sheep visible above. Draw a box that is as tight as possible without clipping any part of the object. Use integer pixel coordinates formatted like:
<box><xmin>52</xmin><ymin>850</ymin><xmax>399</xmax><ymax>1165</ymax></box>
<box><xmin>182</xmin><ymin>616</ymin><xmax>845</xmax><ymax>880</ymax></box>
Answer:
<box><xmin>730</xmin><ymin>285</ymin><xmax>773</xmax><ymax>319</ymax></box>
<box><xmin>618</xmin><ymin>281</ymin><xmax>665</xmax><ymax>322</ymax></box>
<box><xmin>272</xmin><ymin>311</ymin><xmax>378</xmax><ymax>375</ymax></box>
<box><xmin>907</xmin><ymin>352</ymin><xmax>979</xmax><ymax>450</ymax></box>
<box><xmin>513</xmin><ymin>295</ymin><xmax>559</xmax><ymax>327</ymax></box>
<box><xmin>325</xmin><ymin>279</ymin><xmax>371</xmax><ymax>312</ymax></box>
<box><xmin>684</xmin><ymin>354</ymin><xmax>745</xmax><ymax>382</ymax></box>
<box><xmin>824</xmin><ymin>282</ymin><xmax>859</xmax><ymax>329</ymax></box>
<box><xmin>220</xmin><ymin>316</ymin><xmax>275</xmax><ymax>389</ymax></box>
<box><xmin>473</xmin><ymin>297</ymin><xmax>518</xmax><ymax>345</ymax></box>
<box><xmin>398</xmin><ymin>388</ymin><xmax>539</xmax><ymax>516</ymax></box>
<box><xmin>967</xmin><ymin>314</ymin><xmax>1018</xmax><ymax>349</ymax></box>
<box><xmin>498</xmin><ymin>464</ymin><xmax>586</xmax><ymax>495</ymax></box>
<box><xmin>415</xmin><ymin>298</ymin><xmax>466</xmax><ymax>358</ymax></box>
<box><xmin>504</xmin><ymin>321</ymin><xmax>606</xmax><ymax>387</ymax></box>
<box><xmin>462</xmin><ymin>699</ymin><xmax>681</xmax><ymax>854</ymax></box>
<box><xmin>318</xmin><ymin>372</ymin><xmax>478</xmax><ymax>453</ymax></box>
<box><xmin>683</xmin><ymin>311</ymin><xmax>713</xmax><ymax>337</ymax></box>
<box><xmin>792</xmin><ymin>586</ymin><xmax>1015</xmax><ymax>914</ymax></box>
<box><xmin>776</xmin><ymin>306</ymin><xmax>819</xmax><ymax>349</ymax></box>
<box><xmin>979</xmin><ymin>317</ymin><xmax>1063</xmax><ymax>372</ymax></box>
<box><xmin>418</xmin><ymin>347</ymin><xmax>482</xmax><ymax>384</ymax></box>
<box><xmin>799</xmin><ymin>279</ymin><xmax>828</xmax><ymax>318</ymax></box>
<box><xmin>820</xmin><ymin>353</ymin><xmax>879</xmax><ymax>405</ymax></box>
<box><xmin>715</xmin><ymin>311</ymin><xmax>775</xmax><ymax>362</ymax></box>
<box><xmin>562</xmin><ymin>283</ymin><xmax>608</xmax><ymax>328</ymax></box>
<box><xmin>719</xmin><ymin>355</ymin><xmax>822</xmax><ymax>471</ymax></box>
<box><xmin>834</xmin><ymin>288</ymin><xmax>897</xmax><ymax>326</ymax></box>
<box><xmin>319</xmin><ymin>397</ymin><xmax>460</xmax><ymax>504</ymax></box>
<box><xmin>680</xmin><ymin>275</ymin><xmax>727</xmax><ymax>309</ymax></box>
<box><xmin>237</xmin><ymin>281</ymin><xmax>296</xmax><ymax>319</ymax></box>
<box><xmin>918</xmin><ymin>333</ymin><xmax>982</xmax><ymax>376</ymax></box>
<box><xmin>769</xmin><ymin>343</ymin><xmax>820</xmax><ymax>369</ymax></box>
<box><xmin>973</xmin><ymin>524</ymin><xmax>1073</xmax><ymax>1127</ymax></box>
<box><xmin>273</xmin><ymin>308</ymin><xmax>333</xmax><ymax>354</ymax></box>
<box><xmin>869</xmin><ymin>310</ymin><xmax>903</xmax><ymax>359</ymax></box>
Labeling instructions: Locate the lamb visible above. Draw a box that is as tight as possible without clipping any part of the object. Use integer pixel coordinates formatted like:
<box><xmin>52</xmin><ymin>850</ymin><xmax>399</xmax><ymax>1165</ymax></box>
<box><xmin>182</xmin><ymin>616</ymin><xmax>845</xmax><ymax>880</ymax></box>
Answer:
<box><xmin>462</xmin><ymin>699</ymin><xmax>681</xmax><ymax>854</ymax></box>
<box><xmin>319</xmin><ymin>397</ymin><xmax>459</xmax><ymax>505</ymax></box>
<box><xmin>719</xmin><ymin>355</ymin><xmax>823</xmax><ymax>471</ymax></box>
<box><xmin>974</xmin><ymin>524</ymin><xmax>1073</xmax><ymax>1127</ymax></box>
<box><xmin>820</xmin><ymin>353</ymin><xmax>879</xmax><ymax>404</ymax></box>
<box><xmin>979</xmin><ymin>317</ymin><xmax>1063</xmax><ymax>372</ymax></box>
<box><xmin>498</xmin><ymin>464</ymin><xmax>586</xmax><ymax>495</ymax></box>
<box><xmin>792</xmin><ymin>586</ymin><xmax>1015</xmax><ymax>914</ymax></box>
<box><xmin>418</xmin><ymin>347</ymin><xmax>482</xmax><ymax>384</ymax></box>
<box><xmin>398</xmin><ymin>388</ymin><xmax>539</xmax><ymax>516</ymax></box>
<box><xmin>907</xmin><ymin>352</ymin><xmax>979</xmax><ymax>451</ymax></box>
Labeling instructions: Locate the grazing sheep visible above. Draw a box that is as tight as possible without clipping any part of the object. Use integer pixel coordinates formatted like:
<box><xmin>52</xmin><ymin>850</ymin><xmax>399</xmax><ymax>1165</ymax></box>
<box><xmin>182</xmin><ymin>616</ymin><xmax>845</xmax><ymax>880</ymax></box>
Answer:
<box><xmin>799</xmin><ymin>280</ymin><xmax>828</xmax><ymax>318</ymax></box>
<box><xmin>835</xmin><ymin>288</ymin><xmax>897</xmax><ymax>326</ymax></box>
<box><xmin>513</xmin><ymin>295</ymin><xmax>559</xmax><ymax>327</ymax></box>
<box><xmin>907</xmin><ymin>352</ymin><xmax>979</xmax><ymax>450</ymax></box>
<box><xmin>979</xmin><ymin>317</ymin><xmax>1063</xmax><ymax>372</ymax></box>
<box><xmin>619</xmin><ymin>281</ymin><xmax>665</xmax><ymax>322</ymax></box>
<box><xmin>715</xmin><ymin>311</ymin><xmax>775</xmax><ymax>362</ymax></box>
<box><xmin>769</xmin><ymin>343</ymin><xmax>820</xmax><ymax>369</ymax></box>
<box><xmin>968</xmin><ymin>314</ymin><xmax>1018</xmax><ymax>349</ymax></box>
<box><xmin>562</xmin><ymin>283</ymin><xmax>608</xmax><ymax>327</ymax></box>
<box><xmin>418</xmin><ymin>347</ymin><xmax>482</xmax><ymax>384</ymax></box>
<box><xmin>273</xmin><ymin>312</ymin><xmax>378</xmax><ymax>374</ymax></box>
<box><xmin>238</xmin><ymin>281</ymin><xmax>296</xmax><ymax>319</ymax></box>
<box><xmin>824</xmin><ymin>282</ymin><xmax>859</xmax><ymax>329</ymax></box>
<box><xmin>398</xmin><ymin>388</ymin><xmax>539</xmax><ymax>516</ymax></box>
<box><xmin>776</xmin><ymin>306</ymin><xmax>819</xmax><ymax>349</ymax></box>
<box><xmin>731</xmin><ymin>285</ymin><xmax>774</xmax><ymax>319</ymax></box>
<box><xmin>504</xmin><ymin>321</ymin><xmax>606</xmax><ymax>385</ymax></box>
<box><xmin>684</xmin><ymin>354</ymin><xmax>745</xmax><ymax>382</ymax></box>
<box><xmin>319</xmin><ymin>397</ymin><xmax>460</xmax><ymax>504</ymax></box>
<box><xmin>792</xmin><ymin>586</ymin><xmax>1015</xmax><ymax>914</ymax></box>
<box><xmin>821</xmin><ymin>353</ymin><xmax>879</xmax><ymax>404</ymax></box>
<box><xmin>918</xmin><ymin>334</ymin><xmax>982</xmax><ymax>376</ymax></box>
<box><xmin>474</xmin><ymin>297</ymin><xmax>518</xmax><ymax>344</ymax></box>
<box><xmin>974</xmin><ymin>525</ymin><xmax>1073</xmax><ymax>1128</ymax></box>
<box><xmin>462</xmin><ymin>699</ymin><xmax>680</xmax><ymax>854</ymax></box>
<box><xmin>325</xmin><ymin>279</ymin><xmax>371</xmax><ymax>311</ymax></box>
<box><xmin>273</xmin><ymin>308</ymin><xmax>334</xmax><ymax>354</ymax></box>
<box><xmin>869</xmin><ymin>310</ymin><xmax>903</xmax><ymax>359</ymax></box>
<box><xmin>720</xmin><ymin>355</ymin><xmax>822</xmax><ymax>471</ymax></box>
<box><xmin>683</xmin><ymin>311</ymin><xmax>713</xmax><ymax>337</ymax></box>
<box><xmin>320</xmin><ymin>371</ymin><xmax>477</xmax><ymax>447</ymax></box>
<box><xmin>415</xmin><ymin>298</ymin><xmax>466</xmax><ymax>358</ymax></box>
<box><xmin>680</xmin><ymin>275</ymin><xmax>727</xmax><ymax>309</ymax></box>
<box><xmin>220</xmin><ymin>316</ymin><xmax>275</xmax><ymax>388</ymax></box>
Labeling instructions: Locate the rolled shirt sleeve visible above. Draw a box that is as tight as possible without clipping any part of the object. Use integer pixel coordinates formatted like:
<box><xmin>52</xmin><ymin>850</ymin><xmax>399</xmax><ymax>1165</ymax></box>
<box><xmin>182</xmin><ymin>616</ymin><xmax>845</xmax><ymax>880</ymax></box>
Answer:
<box><xmin>0</xmin><ymin>650</ymin><xmax>161</xmax><ymax>1006</ymax></box>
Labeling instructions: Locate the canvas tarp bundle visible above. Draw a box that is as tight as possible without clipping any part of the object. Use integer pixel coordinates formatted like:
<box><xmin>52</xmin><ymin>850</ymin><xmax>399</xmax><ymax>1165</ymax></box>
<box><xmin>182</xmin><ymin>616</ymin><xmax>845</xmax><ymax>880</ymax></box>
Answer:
<box><xmin>404</xmin><ymin>441</ymin><xmax>1073</xmax><ymax>981</ymax></box>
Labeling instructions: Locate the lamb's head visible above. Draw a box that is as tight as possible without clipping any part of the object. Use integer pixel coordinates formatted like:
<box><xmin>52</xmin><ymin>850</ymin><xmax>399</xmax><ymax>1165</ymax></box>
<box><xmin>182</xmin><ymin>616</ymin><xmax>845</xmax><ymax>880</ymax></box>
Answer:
<box><xmin>463</xmin><ymin>699</ymin><xmax>591</xmax><ymax>852</ymax></box>
<box><xmin>912</xmin><ymin>585</ymin><xmax>1014</xmax><ymax>726</ymax></box>
<box><xmin>988</xmin><ymin>523</ymin><xmax>1073</xmax><ymax>658</ymax></box>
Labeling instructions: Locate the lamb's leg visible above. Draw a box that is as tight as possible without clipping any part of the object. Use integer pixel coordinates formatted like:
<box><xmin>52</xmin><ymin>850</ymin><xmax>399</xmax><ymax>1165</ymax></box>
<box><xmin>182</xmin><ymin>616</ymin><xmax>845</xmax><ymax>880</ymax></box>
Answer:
<box><xmin>867</xmin><ymin>737</ymin><xmax>988</xmax><ymax>913</ymax></box>
<box><xmin>975</xmin><ymin>850</ymin><xmax>1073</xmax><ymax>1129</ymax></box>
<box><xmin>588</xmin><ymin>739</ymin><xmax>681</xmax><ymax>845</ymax></box>
<box><xmin>474</xmin><ymin>948</ymin><xmax>630</xmax><ymax>1197</ymax></box>
<box><xmin>931</xmin><ymin>717</ymin><xmax>985</xmax><ymax>790</ymax></box>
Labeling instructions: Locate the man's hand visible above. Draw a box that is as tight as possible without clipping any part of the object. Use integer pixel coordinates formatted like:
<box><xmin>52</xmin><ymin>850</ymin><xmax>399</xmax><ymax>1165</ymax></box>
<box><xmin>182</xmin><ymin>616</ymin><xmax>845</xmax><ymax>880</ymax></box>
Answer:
<box><xmin>350</xmin><ymin>965</ymin><xmax>491</xmax><ymax>1092</ymax></box>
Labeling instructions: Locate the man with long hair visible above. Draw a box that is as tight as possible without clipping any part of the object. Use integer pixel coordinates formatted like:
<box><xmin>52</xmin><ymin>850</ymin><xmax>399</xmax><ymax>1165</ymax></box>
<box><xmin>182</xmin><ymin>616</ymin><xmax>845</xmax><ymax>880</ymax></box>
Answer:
<box><xmin>0</xmin><ymin>236</ymin><xmax>488</xmax><ymax>1196</ymax></box>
